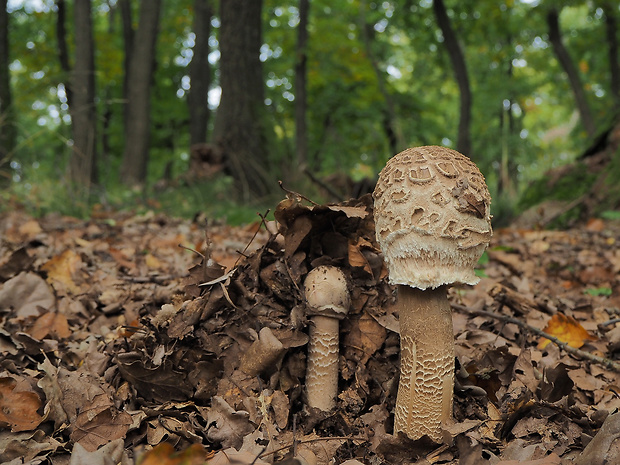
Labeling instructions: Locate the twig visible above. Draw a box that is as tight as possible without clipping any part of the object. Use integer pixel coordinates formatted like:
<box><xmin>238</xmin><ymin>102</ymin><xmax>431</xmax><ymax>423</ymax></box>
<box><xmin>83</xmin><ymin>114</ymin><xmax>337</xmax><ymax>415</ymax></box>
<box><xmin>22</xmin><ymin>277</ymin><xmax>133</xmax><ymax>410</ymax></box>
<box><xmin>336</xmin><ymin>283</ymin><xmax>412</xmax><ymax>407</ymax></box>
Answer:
<box><xmin>302</xmin><ymin>167</ymin><xmax>344</xmax><ymax>201</ymax></box>
<box><xmin>278</xmin><ymin>180</ymin><xmax>319</xmax><ymax>205</ymax></box>
<box><xmin>451</xmin><ymin>303</ymin><xmax>620</xmax><ymax>372</ymax></box>
<box><xmin>232</xmin><ymin>209</ymin><xmax>271</xmax><ymax>269</ymax></box>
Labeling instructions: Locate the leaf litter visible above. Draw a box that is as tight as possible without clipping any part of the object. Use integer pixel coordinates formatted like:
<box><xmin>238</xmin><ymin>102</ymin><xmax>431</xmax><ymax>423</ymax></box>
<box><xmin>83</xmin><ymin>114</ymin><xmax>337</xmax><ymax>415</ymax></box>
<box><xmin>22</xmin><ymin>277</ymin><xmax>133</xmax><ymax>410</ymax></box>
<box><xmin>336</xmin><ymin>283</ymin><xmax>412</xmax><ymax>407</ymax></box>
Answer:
<box><xmin>1</xmin><ymin>199</ymin><xmax>620</xmax><ymax>464</ymax></box>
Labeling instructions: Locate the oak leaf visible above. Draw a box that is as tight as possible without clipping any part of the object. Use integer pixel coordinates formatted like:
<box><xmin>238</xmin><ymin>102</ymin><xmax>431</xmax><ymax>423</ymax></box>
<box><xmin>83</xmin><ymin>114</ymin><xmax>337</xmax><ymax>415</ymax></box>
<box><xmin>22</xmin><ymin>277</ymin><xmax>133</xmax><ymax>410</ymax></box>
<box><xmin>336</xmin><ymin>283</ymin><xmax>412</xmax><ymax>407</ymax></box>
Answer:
<box><xmin>538</xmin><ymin>313</ymin><xmax>597</xmax><ymax>349</ymax></box>
<box><xmin>0</xmin><ymin>377</ymin><xmax>44</xmax><ymax>432</ymax></box>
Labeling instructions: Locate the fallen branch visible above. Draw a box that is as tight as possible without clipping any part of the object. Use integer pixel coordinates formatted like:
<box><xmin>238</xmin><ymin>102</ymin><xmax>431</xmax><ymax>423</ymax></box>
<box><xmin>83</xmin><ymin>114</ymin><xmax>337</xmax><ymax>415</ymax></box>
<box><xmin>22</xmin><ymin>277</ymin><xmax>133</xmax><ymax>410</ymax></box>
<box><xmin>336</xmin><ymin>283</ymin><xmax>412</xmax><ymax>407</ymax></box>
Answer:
<box><xmin>451</xmin><ymin>303</ymin><xmax>620</xmax><ymax>372</ymax></box>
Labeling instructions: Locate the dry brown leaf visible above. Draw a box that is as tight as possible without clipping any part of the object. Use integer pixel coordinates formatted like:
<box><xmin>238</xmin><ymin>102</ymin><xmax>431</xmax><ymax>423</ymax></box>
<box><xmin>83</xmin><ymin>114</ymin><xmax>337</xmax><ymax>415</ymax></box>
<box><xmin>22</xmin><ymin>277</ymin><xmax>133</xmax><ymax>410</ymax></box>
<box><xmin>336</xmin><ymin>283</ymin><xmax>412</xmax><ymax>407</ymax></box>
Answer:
<box><xmin>348</xmin><ymin>238</ymin><xmax>373</xmax><ymax>275</ymax></box>
<box><xmin>344</xmin><ymin>312</ymin><xmax>387</xmax><ymax>365</ymax></box>
<box><xmin>205</xmin><ymin>396</ymin><xmax>255</xmax><ymax>449</ymax></box>
<box><xmin>538</xmin><ymin>313</ymin><xmax>597</xmax><ymax>349</ymax></box>
<box><xmin>0</xmin><ymin>272</ymin><xmax>55</xmax><ymax>318</ymax></box>
<box><xmin>41</xmin><ymin>249</ymin><xmax>84</xmax><ymax>294</ymax></box>
<box><xmin>29</xmin><ymin>311</ymin><xmax>71</xmax><ymax>340</ymax></box>
<box><xmin>0</xmin><ymin>377</ymin><xmax>44</xmax><ymax>432</ymax></box>
<box><xmin>70</xmin><ymin>407</ymin><xmax>132</xmax><ymax>452</ymax></box>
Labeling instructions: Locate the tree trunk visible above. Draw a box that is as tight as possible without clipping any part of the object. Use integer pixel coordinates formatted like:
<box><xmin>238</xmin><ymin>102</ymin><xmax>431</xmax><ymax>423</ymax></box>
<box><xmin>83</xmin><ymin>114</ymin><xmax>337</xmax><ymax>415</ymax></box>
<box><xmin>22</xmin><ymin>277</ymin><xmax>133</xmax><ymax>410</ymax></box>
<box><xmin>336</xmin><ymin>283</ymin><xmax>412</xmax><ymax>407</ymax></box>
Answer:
<box><xmin>120</xmin><ymin>0</ymin><xmax>162</xmax><ymax>186</ymax></box>
<box><xmin>188</xmin><ymin>0</ymin><xmax>213</xmax><ymax>146</ymax></box>
<box><xmin>547</xmin><ymin>8</ymin><xmax>596</xmax><ymax>138</ymax></box>
<box><xmin>295</xmin><ymin>0</ymin><xmax>309</xmax><ymax>168</ymax></box>
<box><xmin>0</xmin><ymin>0</ymin><xmax>15</xmax><ymax>187</ymax></box>
<box><xmin>603</xmin><ymin>3</ymin><xmax>619</xmax><ymax>107</ymax></box>
<box><xmin>119</xmin><ymin>0</ymin><xmax>133</xmax><ymax>125</ymax></box>
<box><xmin>360</xmin><ymin>1</ymin><xmax>404</xmax><ymax>156</ymax></box>
<box><xmin>56</xmin><ymin>0</ymin><xmax>73</xmax><ymax>106</ymax></box>
<box><xmin>69</xmin><ymin>0</ymin><xmax>98</xmax><ymax>192</ymax></box>
<box><xmin>433</xmin><ymin>0</ymin><xmax>472</xmax><ymax>156</ymax></box>
<box><xmin>213</xmin><ymin>0</ymin><xmax>272</xmax><ymax>200</ymax></box>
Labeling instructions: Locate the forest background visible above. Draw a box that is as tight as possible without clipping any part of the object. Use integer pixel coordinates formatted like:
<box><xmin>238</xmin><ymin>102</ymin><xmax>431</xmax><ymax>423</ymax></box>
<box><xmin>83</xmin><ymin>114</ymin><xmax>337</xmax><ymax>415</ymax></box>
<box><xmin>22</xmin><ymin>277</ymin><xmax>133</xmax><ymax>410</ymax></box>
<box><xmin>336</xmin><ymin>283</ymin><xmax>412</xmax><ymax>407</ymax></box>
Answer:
<box><xmin>0</xmin><ymin>0</ymin><xmax>619</xmax><ymax>225</ymax></box>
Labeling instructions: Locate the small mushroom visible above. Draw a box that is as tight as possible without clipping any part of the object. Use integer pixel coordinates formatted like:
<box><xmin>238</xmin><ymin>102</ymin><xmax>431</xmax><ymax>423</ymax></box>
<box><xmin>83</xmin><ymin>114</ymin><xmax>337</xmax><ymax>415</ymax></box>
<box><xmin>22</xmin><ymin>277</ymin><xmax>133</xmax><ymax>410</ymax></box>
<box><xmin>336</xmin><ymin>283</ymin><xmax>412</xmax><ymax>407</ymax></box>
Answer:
<box><xmin>303</xmin><ymin>265</ymin><xmax>350</xmax><ymax>411</ymax></box>
<box><xmin>373</xmin><ymin>146</ymin><xmax>492</xmax><ymax>442</ymax></box>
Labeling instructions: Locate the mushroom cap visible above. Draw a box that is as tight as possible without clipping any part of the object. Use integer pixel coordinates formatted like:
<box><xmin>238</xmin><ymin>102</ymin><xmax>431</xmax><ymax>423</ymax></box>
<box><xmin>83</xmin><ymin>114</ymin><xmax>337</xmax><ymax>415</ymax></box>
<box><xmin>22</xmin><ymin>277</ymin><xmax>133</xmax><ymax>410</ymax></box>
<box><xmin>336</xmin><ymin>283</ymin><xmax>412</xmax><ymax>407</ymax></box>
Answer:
<box><xmin>373</xmin><ymin>146</ymin><xmax>492</xmax><ymax>290</ymax></box>
<box><xmin>304</xmin><ymin>266</ymin><xmax>350</xmax><ymax>317</ymax></box>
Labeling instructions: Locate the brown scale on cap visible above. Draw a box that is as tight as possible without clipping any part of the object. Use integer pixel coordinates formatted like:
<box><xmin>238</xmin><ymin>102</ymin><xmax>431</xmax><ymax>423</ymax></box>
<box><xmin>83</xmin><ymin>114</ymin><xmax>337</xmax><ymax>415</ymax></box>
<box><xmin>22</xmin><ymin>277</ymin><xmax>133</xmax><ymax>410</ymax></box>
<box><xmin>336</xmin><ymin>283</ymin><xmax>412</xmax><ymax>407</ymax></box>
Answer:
<box><xmin>373</xmin><ymin>146</ymin><xmax>492</xmax><ymax>442</ymax></box>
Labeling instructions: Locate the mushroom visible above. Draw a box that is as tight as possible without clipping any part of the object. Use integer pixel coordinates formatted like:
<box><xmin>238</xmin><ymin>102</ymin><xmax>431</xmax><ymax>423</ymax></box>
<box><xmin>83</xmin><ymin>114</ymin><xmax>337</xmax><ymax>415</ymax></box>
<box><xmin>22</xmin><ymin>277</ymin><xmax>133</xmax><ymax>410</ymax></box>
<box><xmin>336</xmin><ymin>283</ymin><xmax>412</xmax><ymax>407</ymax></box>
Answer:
<box><xmin>303</xmin><ymin>265</ymin><xmax>350</xmax><ymax>411</ymax></box>
<box><xmin>373</xmin><ymin>146</ymin><xmax>492</xmax><ymax>442</ymax></box>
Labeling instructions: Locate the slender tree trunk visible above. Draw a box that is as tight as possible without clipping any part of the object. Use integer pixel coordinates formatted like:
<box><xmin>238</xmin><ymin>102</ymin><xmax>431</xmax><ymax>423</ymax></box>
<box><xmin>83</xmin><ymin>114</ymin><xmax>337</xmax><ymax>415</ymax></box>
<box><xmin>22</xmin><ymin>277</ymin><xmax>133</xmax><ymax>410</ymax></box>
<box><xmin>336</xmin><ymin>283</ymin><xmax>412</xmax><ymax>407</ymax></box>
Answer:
<box><xmin>295</xmin><ymin>0</ymin><xmax>309</xmax><ymax>168</ymax></box>
<box><xmin>213</xmin><ymin>0</ymin><xmax>272</xmax><ymax>200</ymax></box>
<box><xmin>360</xmin><ymin>0</ymin><xmax>404</xmax><ymax>156</ymax></box>
<box><xmin>69</xmin><ymin>0</ymin><xmax>98</xmax><ymax>192</ymax></box>
<box><xmin>603</xmin><ymin>3</ymin><xmax>619</xmax><ymax>107</ymax></box>
<box><xmin>56</xmin><ymin>0</ymin><xmax>73</xmax><ymax>106</ymax></box>
<box><xmin>0</xmin><ymin>0</ymin><xmax>15</xmax><ymax>187</ymax></box>
<box><xmin>188</xmin><ymin>0</ymin><xmax>213</xmax><ymax>146</ymax></box>
<box><xmin>119</xmin><ymin>0</ymin><xmax>133</xmax><ymax>125</ymax></box>
<box><xmin>433</xmin><ymin>0</ymin><xmax>472</xmax><ymax>156</ymax></box>
<box><xmin>120</xmin><ymin>0</ymin><xmax>162</xmax><ymax>186</ymax></box>
<box><xmin>547</xmin><ymin>8</ymin><xmax>596</xmax><ymax>138</ymax></box>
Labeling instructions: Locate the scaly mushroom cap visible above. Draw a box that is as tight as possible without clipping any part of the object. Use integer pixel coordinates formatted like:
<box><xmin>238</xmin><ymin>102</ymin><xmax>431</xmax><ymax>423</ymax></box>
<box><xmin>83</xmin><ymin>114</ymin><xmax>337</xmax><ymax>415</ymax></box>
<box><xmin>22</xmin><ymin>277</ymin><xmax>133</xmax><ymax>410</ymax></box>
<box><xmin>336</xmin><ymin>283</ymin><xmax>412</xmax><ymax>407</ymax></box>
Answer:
<box><xmin>304</xmin><ymin>266</ymin><xmax>350</xmax><ymax>317</ymax></box>
<box><xmin>373</xmin><ymin>146</ymin><xmax>492</xmax><ymax>290</ymax></box>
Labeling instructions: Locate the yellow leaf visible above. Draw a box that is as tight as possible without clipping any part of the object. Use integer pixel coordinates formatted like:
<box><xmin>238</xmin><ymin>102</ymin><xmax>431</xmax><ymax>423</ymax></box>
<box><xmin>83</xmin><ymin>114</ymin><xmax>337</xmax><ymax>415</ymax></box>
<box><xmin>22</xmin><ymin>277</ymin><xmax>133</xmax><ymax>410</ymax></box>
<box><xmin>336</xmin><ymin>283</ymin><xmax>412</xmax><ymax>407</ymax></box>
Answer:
<box><xmin>538</xmin><ymin>313</ymin><xmax>597</xmax><ymax>349</ymax></box>
<box><xmin>41</xmin><ymin>249</ymin><xmax>84</xmax><ymax>295</ymax></box>
<box><xmin>139</xmin><ymin>443</ymin><xmax>211</xmax><ymax>465</ymax></box>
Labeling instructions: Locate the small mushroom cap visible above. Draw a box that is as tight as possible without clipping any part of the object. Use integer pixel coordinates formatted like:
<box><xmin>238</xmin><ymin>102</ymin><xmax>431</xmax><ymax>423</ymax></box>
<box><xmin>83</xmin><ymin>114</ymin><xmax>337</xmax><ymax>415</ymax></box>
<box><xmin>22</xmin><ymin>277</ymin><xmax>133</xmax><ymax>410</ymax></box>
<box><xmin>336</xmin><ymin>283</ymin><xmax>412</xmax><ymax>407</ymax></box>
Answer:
<box><xmin>373</xmin><ymin>146</ymin><xmax>492</xmax><ymax>289</ymax></box>
<box><xmin>304</xmin><ymin>266</ymin><xmax>350</xmax><ymax>316</ymax></box>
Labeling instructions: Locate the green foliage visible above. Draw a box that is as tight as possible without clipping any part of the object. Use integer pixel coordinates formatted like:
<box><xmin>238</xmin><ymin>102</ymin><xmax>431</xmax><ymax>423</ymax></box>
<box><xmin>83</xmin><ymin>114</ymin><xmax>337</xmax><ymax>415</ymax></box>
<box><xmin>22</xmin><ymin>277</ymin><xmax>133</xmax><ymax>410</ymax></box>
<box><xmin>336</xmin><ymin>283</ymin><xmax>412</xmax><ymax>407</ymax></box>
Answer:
<box><xmin>4</xmin><ymin>0</ymin><xmax>620</xmax><ymax>223</ymax></box>
<box><xmin>583</xmin><ymin>287</ymin><xmax>612</xmax><ymax>297</ymax></box>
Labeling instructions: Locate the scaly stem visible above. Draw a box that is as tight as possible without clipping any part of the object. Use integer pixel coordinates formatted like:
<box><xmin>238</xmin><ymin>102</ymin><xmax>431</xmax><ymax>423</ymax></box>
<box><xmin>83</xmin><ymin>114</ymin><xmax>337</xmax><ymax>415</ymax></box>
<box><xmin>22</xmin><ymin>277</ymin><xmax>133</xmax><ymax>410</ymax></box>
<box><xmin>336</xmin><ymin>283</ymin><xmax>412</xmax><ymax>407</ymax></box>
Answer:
<box><xmin>394</xmin><ymin>285</ymin><xmax>454</xmax><ymax>442</ymax></box>
<box><xmin>306</xmin><ymin>315</ymin><xmax>340</xmax><ymax>411</ymax></box>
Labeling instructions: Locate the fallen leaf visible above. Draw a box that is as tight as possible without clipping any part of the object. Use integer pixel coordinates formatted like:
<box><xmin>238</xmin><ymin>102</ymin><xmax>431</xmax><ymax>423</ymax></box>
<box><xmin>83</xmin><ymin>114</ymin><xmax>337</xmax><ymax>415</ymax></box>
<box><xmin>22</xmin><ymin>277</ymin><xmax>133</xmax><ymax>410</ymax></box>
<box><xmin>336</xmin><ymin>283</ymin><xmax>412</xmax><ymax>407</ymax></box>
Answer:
<box><xmin>344</xmin><ymin>312</ymin><xmax>387</xmax><ymax>365</ymax></box>
<box><xmin>29</xmin><ymin>312</ymin><xmax>71</xmax><ymax>340</ymax></box>
<box><xmin>70</xmin><ymin>406</ymin><xmax>132</xmax><ymax>452</ymax></box>
<box><xmin>69</xmin><ymin>438</ymin><xmax>124</xmax><ymax>465</ymax></box>
<box><xmin>538</xmin><ymin>313</ymin><xmax>597</xmax><ymax>349</ymax></box>
<box><xmin>0</xmin><ymin>377</ymin><xmax>44</xmax><ymax>432</ymax></box>
<box><xmin>41</xmin><ymin>249</ymin><xmax>84</xmax><ymax>294</ymax></box>
<box><xmin>0</xmin><ymin>429</ymin><xmax>62</xmax><ymax>462</ymax></box>
<box><xmin>206</xmin><ymin>396</ymin><xmax>255</xmax><ymax>449</ymax></box>
<box><xmin>0</xmin><ymin>272</ymin><xmax>55</xmax><ymax>317</ymax></box>
<box><xmin>140</xmin><ymin>443</ymin><xmax>211</xmax><ymax>465</ymax></box>
<box><xmin>209</xmin><ymin>448</ymin><xmax>269</xmax><ymax>465</ymax></box>
<box><xmin>348</xmin><ymin>238</ymin><xmax>373</xmax><ymax>275</ymax></box>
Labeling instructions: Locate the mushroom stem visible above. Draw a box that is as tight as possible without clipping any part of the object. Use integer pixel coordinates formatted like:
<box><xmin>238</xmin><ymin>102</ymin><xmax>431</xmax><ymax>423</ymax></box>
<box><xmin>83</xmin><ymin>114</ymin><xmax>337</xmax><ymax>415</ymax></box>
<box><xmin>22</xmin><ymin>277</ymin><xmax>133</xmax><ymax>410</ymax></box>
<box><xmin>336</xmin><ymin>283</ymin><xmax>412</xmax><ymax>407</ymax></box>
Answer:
<box><xmin>394</xmin><ymin>285</ymin><xmax>454</xmax><ymax>442</ymax></box>
<box><xmin>306</xmin><ymin>315</ymin><xmax>340</xmax><ymax>411</ymax></box>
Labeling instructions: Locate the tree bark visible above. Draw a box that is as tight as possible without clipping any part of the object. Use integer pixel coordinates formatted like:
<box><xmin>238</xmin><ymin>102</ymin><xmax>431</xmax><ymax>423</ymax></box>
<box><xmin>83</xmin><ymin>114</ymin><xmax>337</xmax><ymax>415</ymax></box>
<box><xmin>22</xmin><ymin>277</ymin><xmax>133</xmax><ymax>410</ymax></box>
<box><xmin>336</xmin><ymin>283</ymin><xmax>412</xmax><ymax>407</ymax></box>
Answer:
<box><xmin>547</xmin><ymin>8</ymin><xmax>596</xmax><ymax>138</ymax></box>
<box><xmin>69</xmin><ymin>0</ymin><xmax>98</xmax><ymax>192</ymax></box>
<box><xmin>295</xmin><ymin>0</ymin><xmax>309</xmax><ymax>168</ymax></box>
<box><xmin>360</xmin><ymin>1</ymin><xmax>404</xmax><ymax>156</ymax></box>
<box><xmin>56</xmin><ymin>0</ymin><xmax>73</xmax><ymax>106</ymax></box>
<box><xmin>120</xmin><ymin>0</ymin><xmax>162</xmax><ymax>185</ymax></box>
<box><xmin>119</xmin><ymin>0</ymin><xmax>133</xmax><ymax>125</ymax></box>
<box><xmin>603</xmin><ymin>3</ymin><xmax>619</xmax><ymax>107</ymax></box>
<box><xmin>188</xmin><ymin>0</ymin><xmax>213</xmax><ymax>146</ymax></box>
<box><xmin>0</xmin><ymin>0</ymin><xmax>15</xmax><ymax>187</ymax></box>
<box><xmin>213</xmin><ymin>0</ymin><xmax>272</xmax><ymax>200</ymax></box>
<box><xmin>433</xmin><ymin>0</ymin><xmax>472</xmax><ymax>156</ymax></box>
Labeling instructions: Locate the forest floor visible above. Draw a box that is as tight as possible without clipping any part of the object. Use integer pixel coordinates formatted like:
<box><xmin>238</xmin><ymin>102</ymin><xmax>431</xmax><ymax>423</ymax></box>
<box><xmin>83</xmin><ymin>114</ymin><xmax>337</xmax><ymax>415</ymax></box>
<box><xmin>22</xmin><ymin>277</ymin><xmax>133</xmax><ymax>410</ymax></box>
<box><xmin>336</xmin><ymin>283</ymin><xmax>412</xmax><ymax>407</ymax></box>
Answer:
<box><xmin>1</xmin><ymin>194</ymin><xmax>620</xmax><ymax>465</ymax></box>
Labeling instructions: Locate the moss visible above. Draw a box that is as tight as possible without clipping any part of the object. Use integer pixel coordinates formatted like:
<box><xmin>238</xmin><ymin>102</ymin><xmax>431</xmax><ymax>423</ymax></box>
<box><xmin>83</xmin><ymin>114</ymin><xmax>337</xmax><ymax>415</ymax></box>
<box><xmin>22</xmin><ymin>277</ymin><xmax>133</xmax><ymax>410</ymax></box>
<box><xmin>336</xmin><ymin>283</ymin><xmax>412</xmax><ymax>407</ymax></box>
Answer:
<box><xmin>518</xmin><ymin>161</ymin><xmax>596</xmax><ymax>212</ymax></box>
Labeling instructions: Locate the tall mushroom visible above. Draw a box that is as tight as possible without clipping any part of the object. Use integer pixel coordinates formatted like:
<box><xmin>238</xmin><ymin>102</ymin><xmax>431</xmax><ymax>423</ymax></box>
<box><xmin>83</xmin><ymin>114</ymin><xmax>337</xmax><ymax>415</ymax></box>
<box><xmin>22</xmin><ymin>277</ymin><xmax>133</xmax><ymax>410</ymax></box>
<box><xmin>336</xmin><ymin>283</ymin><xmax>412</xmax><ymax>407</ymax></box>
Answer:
<box><xmin>373</xmin><ymin>146</ymin><xmax>492</xmax><ymax>442</ymax></box>
<box><xmin>304</xmin><ymin>265</ymin><xmax>350</xmax><ymax>411</ymax></box>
